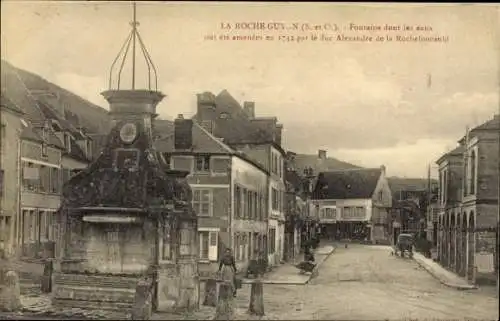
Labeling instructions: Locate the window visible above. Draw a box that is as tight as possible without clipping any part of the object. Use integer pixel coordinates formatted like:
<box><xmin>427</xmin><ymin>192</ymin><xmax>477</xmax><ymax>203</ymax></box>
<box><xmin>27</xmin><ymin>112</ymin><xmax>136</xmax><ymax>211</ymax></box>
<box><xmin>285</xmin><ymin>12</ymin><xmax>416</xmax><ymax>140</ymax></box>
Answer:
<box><xmin>0</xmin><ymin>169</ymin><xmax>4</xmax><ymax>198</ymax></box>
<box><xmin>269</xmin><ymin>228</ymin><xmax>276</xmax><ymax>254</ymax></box>
<box><xmin>192</xmin><ymin>189</ymin><xmax>211</xmax><ymax>216</ymax></box>
<box><xmin>39</xmin><ymin>166</ymin><xmax>50</xmax><ymax>193</ymax></box>
<box><xmin>277</xmin><ymin>156</ymin><xmax>282</xmax><ymax>178</ymax></box>
<box><xmin>253</xmin><ymin>191</ymin><xmax>258</xmax><ymax>220</ymax></box>
<box><xmin>0</xmin><ymin>216</ymin><xmax>11</xmax><ymax>242</ymax></box>
<box><xmin>256</xmin><ymin>193</ymin><xmax>261</xmax><ymax>221</ymax></box>
<box><xmin>272</xmin><ymin>188</ymin><xmax>278</xmax><ymax>211</ymax></box>
<box><xmin>47</xmin><ymin>211</ymin><xmax>55</xmax><ymax>242</ymax></box>
<box><xmin>241</xmin><ymin>233</ymin><xmax>248</xmax><ymax>260</ymax></box>
<box><xmin>271</xmin><ymin>154</ymin><xmax>279</xmax><ymax>175</ymax></box>
<box><xmin>199</xmin><ymin>230</ymin><xmax>218</xmax><ymax>261</ymax></box>
<box><xmin>50</xmin><ymin>167</ymin><xmax>60</xmax><ymax>194</ymax></box>
<box><xmin>162</xmin><ymin>221</ymin><xmax>172</xmax><ymax>260</ymax></box>
<box><xmin>343</xmin><ymin>207</ymin><xmax>352</xmax><ymax>219</ymax></box>
<box><xmin>195</xmin><ymin>155</ymin><xmax>210</xmax><ymax>172</ymax></box>
<box><xmin>443</xmin><ymin>170</ymin><xmax>448</xmax><ymax>203</ymax></box>
<box><xmin>242</xmin><ymin>188</ymin><xmax>247</xmax><ymax>218</ymax></box>
<box><xmin>235</xmin><ymin>186</ymin><xmax>241</xmax><ymax>218</ymax></box>
<box><xmin>322</xmin><ymin>208</ymin><xmax>337</xmax><ymax>219</ymax></box>
<box><xmin>470</xmin><ymin>150</ymin><xmax>476</xmax><ymax>195</ymax></box>
<box><xmin>247</xmin><ymin>190</ymin><xmax>252</xmax><ymax>220</ymax></box>
<box><xmin>39</xmin><ymin>211</ymin><xmax>48</xmax><ymax>242</ymax></box>
<box><xmin>23</xmin><ymin>162</ymin><xmax>40</xmax><ymax>192</ymax></box>
<box><xmin>262</xmin><ymin>194</ymin><xmax>268</xmax><ymax>220</ymax></box>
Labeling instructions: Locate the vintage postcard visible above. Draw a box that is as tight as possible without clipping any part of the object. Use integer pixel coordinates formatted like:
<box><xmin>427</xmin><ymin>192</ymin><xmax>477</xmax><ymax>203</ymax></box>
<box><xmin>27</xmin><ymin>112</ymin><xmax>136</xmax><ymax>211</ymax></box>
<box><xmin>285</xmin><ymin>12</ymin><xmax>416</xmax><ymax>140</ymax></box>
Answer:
<box><xmin>1</xmin><ymin>1</ymin><xmax>499</xmax><ymax>320</ymax></box>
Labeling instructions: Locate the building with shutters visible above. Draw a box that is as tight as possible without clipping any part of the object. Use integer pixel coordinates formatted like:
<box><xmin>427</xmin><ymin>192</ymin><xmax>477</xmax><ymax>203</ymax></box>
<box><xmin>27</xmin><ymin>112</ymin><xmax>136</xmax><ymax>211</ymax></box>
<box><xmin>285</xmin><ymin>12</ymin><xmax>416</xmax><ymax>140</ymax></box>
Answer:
<box><xmin>311</xmin><ymin>166</ymin><xmax>393</xmax><ymax>244</ymax></box>
<box><xmin>1</xmin><ymin>60</ymin><xmax>94</xmax><ymax>259</ymax></box>
<box><xmin>191</xmin><ymin>90</ymin><xmax>286</xmax><ymax>267</ymax></box>
<box><xmin>155</xmin><ymin>102</ymin><xmax>270</xmax><ymax>277</ymax></box>
<box><xmin>0</xmin><ymin>95</ymin><xmax>25</xmax><ymax>256</ymax></box>
<box><xmin>436</xmin><ymin>114</ymin><xmax>499</xmax><ymax>286</ymax></box>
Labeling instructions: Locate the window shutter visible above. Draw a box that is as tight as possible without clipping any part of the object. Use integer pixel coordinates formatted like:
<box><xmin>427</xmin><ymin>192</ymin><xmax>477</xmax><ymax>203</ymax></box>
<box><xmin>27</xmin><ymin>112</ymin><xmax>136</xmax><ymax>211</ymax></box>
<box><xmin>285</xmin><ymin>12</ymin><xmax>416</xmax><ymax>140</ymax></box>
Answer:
<box><xmin>208</xmin><ymin>231</ymin><xmax>218</xmax><ymax>261</ymax></box>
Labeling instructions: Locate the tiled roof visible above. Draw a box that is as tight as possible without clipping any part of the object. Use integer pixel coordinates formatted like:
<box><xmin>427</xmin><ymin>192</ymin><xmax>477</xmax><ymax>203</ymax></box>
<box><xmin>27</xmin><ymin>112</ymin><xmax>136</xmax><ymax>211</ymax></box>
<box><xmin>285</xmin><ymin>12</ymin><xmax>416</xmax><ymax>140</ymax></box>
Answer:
<box><xmin>457</xmin><ymin>114</ymin><xmax>500</xmax><ymax>144</ymax></box>
<box><xmin>448</xmin><ymin>145</ymin><xmax>465</xmax><ymax>155</ymax></box>
<box><xmin>154</xmin><ymin>120</ymin><xmax>269</xmax><ymax>174</ymax></box>
<box><xmin>313</xmin><ymin>168</ymin><xmax>382</xmax><ymax>200</ymax></box>
<box><xmin>291</xmin><ymin>153</ymin><xmax>360</xmax><ymax>177</ymax></box>
<box><xmin>192</xmin><ymin>90</ymin><xmax>273</xmax><ymax>145</ymax></box>
<box><xmin>154</xmin><ymin>121</ymin><xmax>232</xmax><ymax>154</ymax></box>
<box><xmin>473</xmin><ymin>114</ymin><xmax>499</xmax><ymax>131</ymax></box>
<box><xmin>36</xmin><ymin>99</ymin><xmax>83</xmax><ymax>138</ymax></box>
<box><xmin>1</xmin><ymin>60</ymin><xmax>45</xmax><ymax>121</ymax></box>
<box><xmin>19</xmin><ymin>123</ymin><xmax>43</xmax><ymax>144</ymax></box>
<box><xmin>0</xmin><ymin>94</ymin><xmax>24</xmax><ymax>114</ymax></box>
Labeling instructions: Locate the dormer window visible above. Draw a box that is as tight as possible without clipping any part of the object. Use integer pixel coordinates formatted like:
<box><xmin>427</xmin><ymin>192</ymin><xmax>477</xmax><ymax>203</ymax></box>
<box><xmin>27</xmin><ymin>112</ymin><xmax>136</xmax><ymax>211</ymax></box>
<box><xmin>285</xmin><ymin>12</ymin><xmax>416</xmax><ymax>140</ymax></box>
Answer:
<box><xmin>219</xmin><ymin>112</ymin><xmax>229</xmax><ymax>119</ymax></box>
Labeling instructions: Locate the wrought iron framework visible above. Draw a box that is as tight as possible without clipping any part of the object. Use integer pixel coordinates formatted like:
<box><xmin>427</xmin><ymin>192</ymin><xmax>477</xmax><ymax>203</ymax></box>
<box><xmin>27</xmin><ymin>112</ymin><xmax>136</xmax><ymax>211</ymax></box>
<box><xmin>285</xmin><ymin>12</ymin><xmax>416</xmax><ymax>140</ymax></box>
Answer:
<box><xmin>108</xmin><ymin>2</ymin><xmax>158</xmax><ymax>91</ymax></box>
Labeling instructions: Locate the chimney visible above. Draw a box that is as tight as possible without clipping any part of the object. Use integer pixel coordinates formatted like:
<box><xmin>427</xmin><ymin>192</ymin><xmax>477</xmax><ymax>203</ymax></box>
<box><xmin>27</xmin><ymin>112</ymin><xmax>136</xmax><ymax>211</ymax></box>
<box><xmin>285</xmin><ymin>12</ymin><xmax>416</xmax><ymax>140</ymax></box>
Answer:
<box><xmin>174</xmin><ymin>114</ymin><xmax>193</xmax><ymax>150</ymax></box>
<box><xmin>200</xmin><ymin>120</ymin><xmax>215</xmax><ymax>135</ymax></box>
<box><xmin>275</xmin><ymin>124</ymin><xmax>283</xmax><ymax>146</ymax></box>
<box><xmin>318</xmin><ymin>149</ymin><xmax>327</xmax><ymax>160</ymax></box>
<box><xmin>243</xmin><ymin>101</ymin><xmax>255</xmax><ymax>119</ymax></box>
<box><xmin>197</xmin><ymin>92</ymin><xmax>217</xmax><ymax>122</ymax></box>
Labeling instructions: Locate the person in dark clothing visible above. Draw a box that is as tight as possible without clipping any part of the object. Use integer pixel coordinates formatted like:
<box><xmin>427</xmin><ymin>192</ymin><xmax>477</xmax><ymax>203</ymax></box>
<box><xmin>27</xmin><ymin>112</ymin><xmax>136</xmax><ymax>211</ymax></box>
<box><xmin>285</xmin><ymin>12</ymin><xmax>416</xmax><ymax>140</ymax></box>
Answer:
<box><xmin>218</xmin><ymin>248</ymin><xmax>238</xmax><ymax>297</ymax></box>
<box><xmin>304</xmin><ymin>244</ymin><xmax>315</xmax><ymax>262</ymax></box>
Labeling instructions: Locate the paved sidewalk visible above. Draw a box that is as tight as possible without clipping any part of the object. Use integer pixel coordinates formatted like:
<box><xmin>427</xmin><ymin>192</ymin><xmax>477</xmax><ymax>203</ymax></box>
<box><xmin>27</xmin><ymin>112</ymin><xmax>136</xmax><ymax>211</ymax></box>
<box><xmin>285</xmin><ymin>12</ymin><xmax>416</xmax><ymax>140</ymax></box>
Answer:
<box><xmin>244</xmin><ymin>244</ymin><xmax>336</xmax><ymax>285</ymax></box>
<box><xmin>413</xmin><ymin>252</ymin><xmax>477</xmax><ymax>290</ymax></box>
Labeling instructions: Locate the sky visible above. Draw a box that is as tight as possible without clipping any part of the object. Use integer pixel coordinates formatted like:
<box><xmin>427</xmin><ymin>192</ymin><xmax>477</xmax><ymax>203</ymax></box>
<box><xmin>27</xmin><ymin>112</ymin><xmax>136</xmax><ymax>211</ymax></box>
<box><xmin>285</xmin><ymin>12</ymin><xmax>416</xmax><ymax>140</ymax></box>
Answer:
<box><xmin>2</xmin><ymin>2</ymin><xmax>499</xmax><ymax>178</ymax></box>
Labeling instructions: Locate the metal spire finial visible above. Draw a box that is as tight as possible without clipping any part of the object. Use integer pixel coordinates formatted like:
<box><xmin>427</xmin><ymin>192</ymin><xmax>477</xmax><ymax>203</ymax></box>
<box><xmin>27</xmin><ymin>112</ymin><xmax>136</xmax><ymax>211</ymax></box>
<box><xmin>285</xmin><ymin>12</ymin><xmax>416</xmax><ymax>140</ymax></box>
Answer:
<box><xmin>108</xmin><ymin>1</ymin><xmax>158</xmax><ymax>91</ymax></box>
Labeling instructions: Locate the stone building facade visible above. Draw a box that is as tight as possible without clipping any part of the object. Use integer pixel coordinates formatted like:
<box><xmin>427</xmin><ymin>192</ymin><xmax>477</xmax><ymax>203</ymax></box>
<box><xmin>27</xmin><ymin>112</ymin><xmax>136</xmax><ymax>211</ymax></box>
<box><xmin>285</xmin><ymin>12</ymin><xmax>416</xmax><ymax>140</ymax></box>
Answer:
<box><xmin>155</xmin><ymin>102</ymin><xmax>270</xmax><ymax>277</ymax></box>
<box><xmin>0</xmin><ymin>96</ymin><xmax>24</xmax><ymax>256</ymax></box>
<box><xmin>436</xmin><ymin>114</ymin><xmax>499</xmax><ymax>285</ymax></box>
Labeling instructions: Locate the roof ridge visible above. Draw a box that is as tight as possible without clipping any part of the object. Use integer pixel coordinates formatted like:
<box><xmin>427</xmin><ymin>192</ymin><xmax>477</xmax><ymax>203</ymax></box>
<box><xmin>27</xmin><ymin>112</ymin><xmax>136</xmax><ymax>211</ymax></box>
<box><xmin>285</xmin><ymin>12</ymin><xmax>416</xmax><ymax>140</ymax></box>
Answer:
<box><xmin>321</xmin><ymin>167</ymin><xmax>378</xmax><ymax>173</ymax></box>
<box><xmin>7</xmin><ymin>62</ymin><xmax>46</xmax><ymax>120</ymax></box>
<box><xmin>193</xmin><ymin>121</ymin><xmax>234</xmax><ymax>153</ymax></box>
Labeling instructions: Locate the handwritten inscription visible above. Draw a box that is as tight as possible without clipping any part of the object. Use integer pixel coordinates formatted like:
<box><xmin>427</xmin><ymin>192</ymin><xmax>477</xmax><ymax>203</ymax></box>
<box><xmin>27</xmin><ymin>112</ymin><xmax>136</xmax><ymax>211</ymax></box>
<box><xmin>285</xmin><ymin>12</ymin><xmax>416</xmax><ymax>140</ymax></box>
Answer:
<box><xmin>204</xmin><ymin>21</ymin><xmax>449</xmax><ymax>44</ymax></box>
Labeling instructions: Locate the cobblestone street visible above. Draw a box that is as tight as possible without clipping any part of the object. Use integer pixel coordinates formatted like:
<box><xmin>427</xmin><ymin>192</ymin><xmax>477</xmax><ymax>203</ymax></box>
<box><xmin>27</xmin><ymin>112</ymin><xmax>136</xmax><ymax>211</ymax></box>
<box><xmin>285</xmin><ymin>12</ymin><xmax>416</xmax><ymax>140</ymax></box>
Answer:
<box><xmin>229</xmin><ymin>244</ymin><xmax>499</xmax><ymax>320</ymax></box>
<box><xmin>2</xmin><ymin>244</ymin><xmax>498</xmax><ymax>320</ymax></box>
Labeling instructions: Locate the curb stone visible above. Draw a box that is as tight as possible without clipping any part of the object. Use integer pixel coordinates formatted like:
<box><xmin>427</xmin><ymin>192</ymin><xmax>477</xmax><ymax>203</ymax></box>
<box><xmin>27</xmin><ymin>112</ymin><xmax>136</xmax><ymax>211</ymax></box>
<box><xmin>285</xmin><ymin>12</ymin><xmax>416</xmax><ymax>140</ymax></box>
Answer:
<box><xmin>412</xmin><ymin>256</ymin><xmax>477</xmax><ymax>290</ymax></box>
<box><xmin>305</xmin><ymin>247</ymin><xmax>336</xmax><ymax>285</ymax></box>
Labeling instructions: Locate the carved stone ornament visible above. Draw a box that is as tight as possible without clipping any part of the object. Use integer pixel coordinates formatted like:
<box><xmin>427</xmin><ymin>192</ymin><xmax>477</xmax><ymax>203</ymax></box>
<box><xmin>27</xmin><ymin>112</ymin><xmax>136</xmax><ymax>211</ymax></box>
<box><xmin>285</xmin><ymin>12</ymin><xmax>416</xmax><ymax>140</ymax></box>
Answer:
<box><xmin>120</xmin><ymin>122</ymin><xmax>138</xmax><ymax>144</ymax></box>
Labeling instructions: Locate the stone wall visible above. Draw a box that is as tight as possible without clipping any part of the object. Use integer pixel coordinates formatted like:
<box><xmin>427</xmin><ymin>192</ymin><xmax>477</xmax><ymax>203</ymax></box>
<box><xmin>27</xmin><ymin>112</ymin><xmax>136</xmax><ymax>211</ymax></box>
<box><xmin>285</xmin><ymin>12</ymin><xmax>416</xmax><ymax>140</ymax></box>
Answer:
<box><xmin>52</xmin><ymin>273</ymin><xmax>139</xmax><ymax>311</ymax></box>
